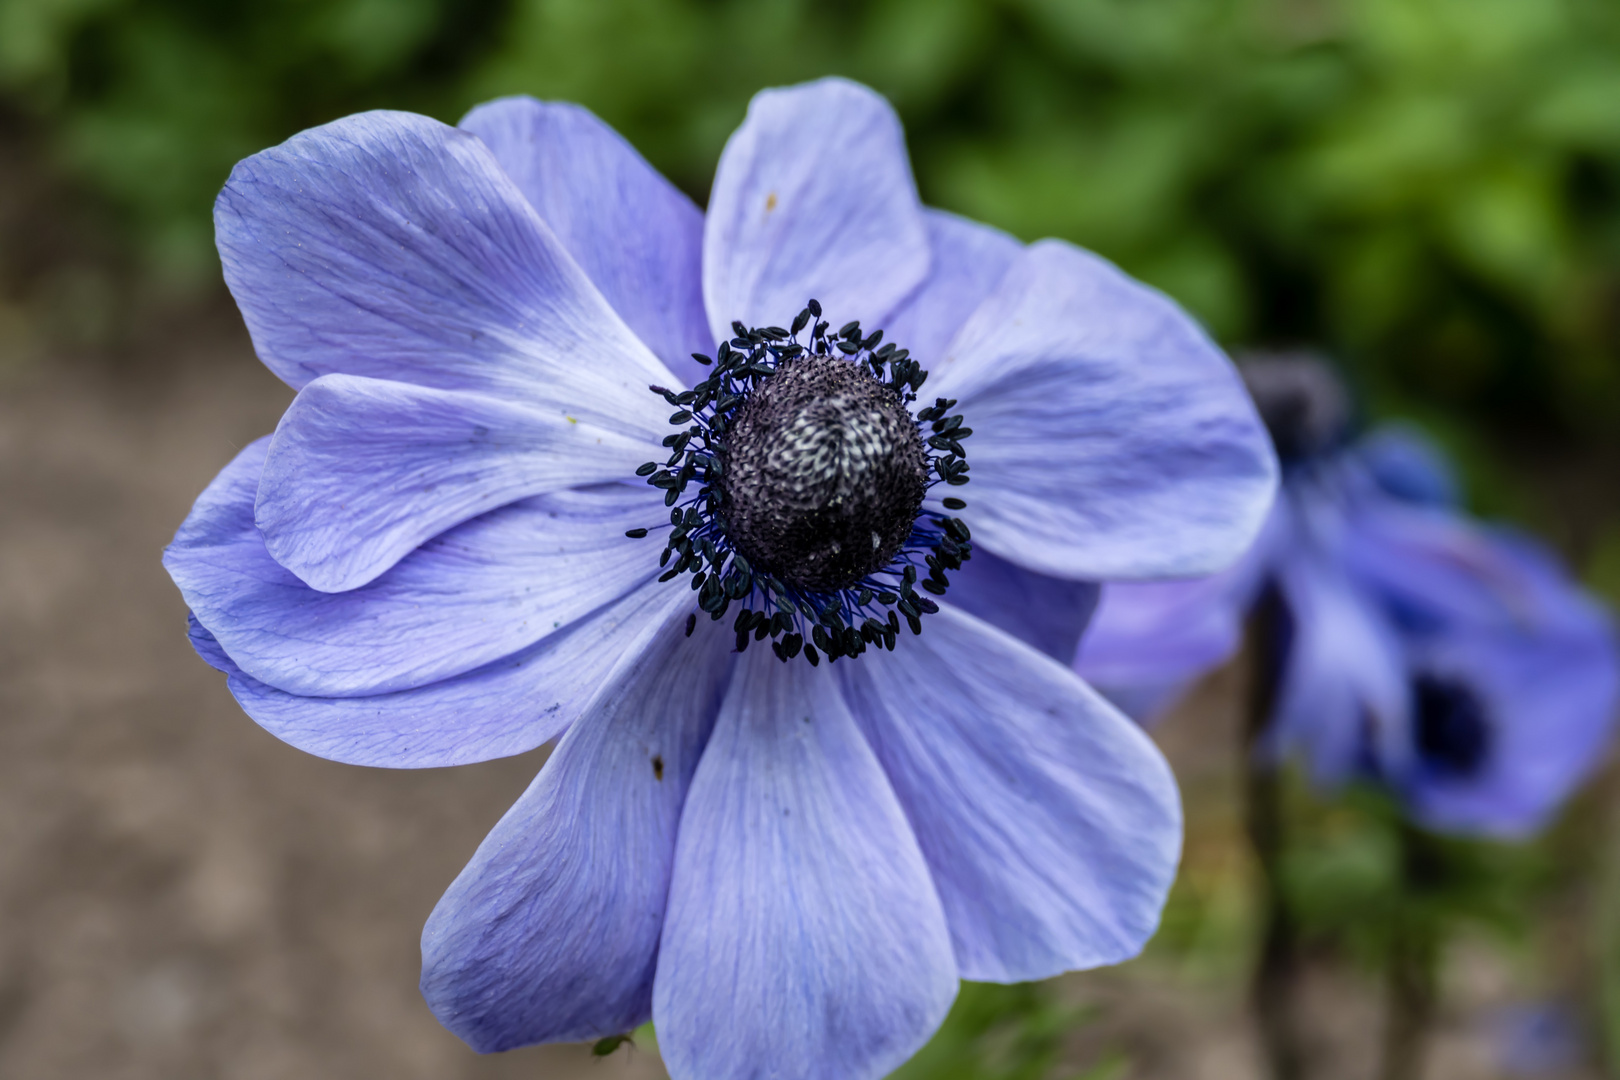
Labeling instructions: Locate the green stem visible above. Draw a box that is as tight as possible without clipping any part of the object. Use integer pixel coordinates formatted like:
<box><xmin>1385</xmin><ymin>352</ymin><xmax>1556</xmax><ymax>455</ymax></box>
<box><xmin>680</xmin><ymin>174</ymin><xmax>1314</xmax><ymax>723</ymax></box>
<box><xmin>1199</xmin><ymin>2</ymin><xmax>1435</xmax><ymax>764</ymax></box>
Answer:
<box><xmin>1244</xmin><ymin>589</ymin><xmax>1308</xmax><ymax>1080</ymax></box>
<box><xmin>1379</xmin><ymin>822</ymin><xmax>1442</xmax><ymax>1080</ymax></box>
<box><xmin>1599</xmin><ymin>784</ymin><xmax>1620</xmax><ymax>1073</ymax></box>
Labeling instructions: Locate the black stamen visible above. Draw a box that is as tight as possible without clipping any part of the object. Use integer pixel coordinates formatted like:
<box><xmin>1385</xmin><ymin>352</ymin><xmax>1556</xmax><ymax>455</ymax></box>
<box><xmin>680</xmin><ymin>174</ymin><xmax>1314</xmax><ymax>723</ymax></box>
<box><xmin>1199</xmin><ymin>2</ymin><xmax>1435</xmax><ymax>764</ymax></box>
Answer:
<box><xmin>627</xmin><ymin>303</ymin><xmax>974</xmax><ymax>663</ymax></box>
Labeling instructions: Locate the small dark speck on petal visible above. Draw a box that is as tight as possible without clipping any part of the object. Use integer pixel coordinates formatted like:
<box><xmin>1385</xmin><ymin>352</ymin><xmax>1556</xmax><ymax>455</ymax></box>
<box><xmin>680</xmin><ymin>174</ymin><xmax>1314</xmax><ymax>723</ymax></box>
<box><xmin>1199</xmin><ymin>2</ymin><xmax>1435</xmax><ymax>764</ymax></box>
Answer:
<box><xmin>652</xmin><ymin>755</ymin><xmax>664</xmax><ymax>781</ymax></box>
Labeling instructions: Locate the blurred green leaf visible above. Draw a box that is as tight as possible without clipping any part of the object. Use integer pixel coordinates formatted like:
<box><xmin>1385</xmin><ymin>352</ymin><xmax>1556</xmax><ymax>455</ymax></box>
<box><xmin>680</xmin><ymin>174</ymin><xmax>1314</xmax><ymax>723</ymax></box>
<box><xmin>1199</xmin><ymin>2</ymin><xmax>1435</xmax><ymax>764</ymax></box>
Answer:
<box><xmin>5</xmin><ymin>0</ymin><xmax>1620</xmax><ymax>438</ymax></box>
<box><xmin>890</xmin><ymin>981</ymin><xmax>1102</xmax><ymax>1080</ymax></box>
<box><xmin>1279</xmin><ymin>782</ymin><xmax>1551</xmax><ymax>970</ymax></box>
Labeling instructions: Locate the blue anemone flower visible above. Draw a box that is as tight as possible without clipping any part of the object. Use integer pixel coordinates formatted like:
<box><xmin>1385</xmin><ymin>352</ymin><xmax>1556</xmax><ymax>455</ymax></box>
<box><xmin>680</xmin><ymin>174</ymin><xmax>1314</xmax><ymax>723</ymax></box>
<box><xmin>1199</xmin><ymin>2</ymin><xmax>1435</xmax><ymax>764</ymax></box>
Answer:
<box><xmin>1077</xmin><ymin>355</ymin><xmax>1620</xmax><ymax>838</ymax></box>
<box><xmin>165</xmin><ymin>78</ymin><xmax>1278</xmax><ymax>1078</ymax></box>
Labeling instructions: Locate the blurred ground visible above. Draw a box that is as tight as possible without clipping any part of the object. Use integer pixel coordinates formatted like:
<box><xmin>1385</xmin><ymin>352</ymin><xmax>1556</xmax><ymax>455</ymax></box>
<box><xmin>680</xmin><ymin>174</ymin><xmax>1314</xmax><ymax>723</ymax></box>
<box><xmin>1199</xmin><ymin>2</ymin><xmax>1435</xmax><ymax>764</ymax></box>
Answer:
<box><xmin>0</xmin><ymin>320</ymin><xmax>666</xmax><ymax>1080</ymax></box>
<box><xmin>0</xmin><ymin>317</ymin><xmax>1604</xmax><ymax>1079</ymax></box>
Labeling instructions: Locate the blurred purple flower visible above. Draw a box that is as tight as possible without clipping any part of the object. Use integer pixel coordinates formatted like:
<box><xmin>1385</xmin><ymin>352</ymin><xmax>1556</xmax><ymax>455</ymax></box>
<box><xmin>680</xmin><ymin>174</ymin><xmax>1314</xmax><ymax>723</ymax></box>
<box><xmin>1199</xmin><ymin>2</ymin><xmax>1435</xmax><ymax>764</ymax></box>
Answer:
<box><xmin>164</xmin><ymin>78</ymin><xmax>1277</xmax><ymax>1078</ymax></box>
<box><xmin>1077</xmin><ymin>356</ymin><xmax>1619</xmax><ymax>838</ymax></box>
<box><xmin>1491</xmin><ymin>1001</ymin><xmax>1586</xmax><ymax>1076</ymax></box>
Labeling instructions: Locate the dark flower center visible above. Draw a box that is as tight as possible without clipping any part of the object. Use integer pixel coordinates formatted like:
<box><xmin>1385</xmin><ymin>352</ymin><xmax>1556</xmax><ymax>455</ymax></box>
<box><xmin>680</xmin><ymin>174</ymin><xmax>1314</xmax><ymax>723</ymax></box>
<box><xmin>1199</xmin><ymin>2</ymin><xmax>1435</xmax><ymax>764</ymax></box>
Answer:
<box><xmin>1412</xmin><ymin>673</ymin><xmax>1492</xmax><ymax>778</ymax></box>
<box><xmin>624</xmin><ymin>300</ymin><xmax>973</xmax><ymax>666</ymax></box>
<box><xmin>1240</xmin><ymin>353</ymin><xmax>1350</xmax><ymax>464</ymax></box>
<box><xmin>719</xmin><ymin>355</ymin><xmax>928</xmax><ymax>593</ymax></box>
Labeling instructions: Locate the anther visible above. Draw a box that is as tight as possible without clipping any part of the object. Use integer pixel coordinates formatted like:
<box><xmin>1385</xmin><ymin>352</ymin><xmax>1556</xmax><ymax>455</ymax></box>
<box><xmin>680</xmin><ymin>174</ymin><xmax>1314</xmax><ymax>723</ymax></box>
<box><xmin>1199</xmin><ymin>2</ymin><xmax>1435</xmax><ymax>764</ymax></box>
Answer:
<box><xmin>626</xmin><ymin>301</ymin><xmax>975</xmax><ymax>663</ymax></box>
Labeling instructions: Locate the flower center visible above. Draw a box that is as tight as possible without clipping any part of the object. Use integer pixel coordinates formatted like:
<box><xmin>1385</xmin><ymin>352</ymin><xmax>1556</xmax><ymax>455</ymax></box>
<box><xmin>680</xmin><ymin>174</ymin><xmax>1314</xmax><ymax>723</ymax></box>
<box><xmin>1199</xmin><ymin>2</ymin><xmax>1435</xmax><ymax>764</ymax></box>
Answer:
<box><xmin>719</xmin><ymin>354</ymin><xmax>928</xmax><ymax>593</ymax></box>
<box><xmin>1413</xmin><ymin>673</ymin><xmax>1491</xmax><ymax>777</ymax></box>
<box><xmin>1240</xmin><ymin>353</ymin><xmax>1349</xmax><ymax>464</ymax></box>
<box><xmin>625</xmin><ymin>300</ymin><xmax>973</xmax><ymax>666</ymax></box>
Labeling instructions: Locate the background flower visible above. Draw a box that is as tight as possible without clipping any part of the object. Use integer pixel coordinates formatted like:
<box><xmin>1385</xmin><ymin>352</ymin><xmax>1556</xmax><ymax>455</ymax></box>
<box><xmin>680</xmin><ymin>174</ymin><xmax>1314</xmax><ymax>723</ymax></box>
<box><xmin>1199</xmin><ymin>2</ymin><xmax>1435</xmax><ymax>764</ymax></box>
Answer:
<box><xmin>1078</xmin><ymin>366</ymin><xmax>1619</xmax><ymax>837</ymax></box>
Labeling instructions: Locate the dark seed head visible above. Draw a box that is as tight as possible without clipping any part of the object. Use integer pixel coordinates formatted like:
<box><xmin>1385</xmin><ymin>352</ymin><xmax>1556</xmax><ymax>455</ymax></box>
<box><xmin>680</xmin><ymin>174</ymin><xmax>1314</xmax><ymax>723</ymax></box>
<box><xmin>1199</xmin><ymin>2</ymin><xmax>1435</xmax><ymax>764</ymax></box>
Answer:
<box><xmin>715</xmin><ymin>355</ymin><xmax>929</xmax><ymax>593</ymax></box>
<box><xmin>1413</xmin><ymin>673</ymin><xmax>1492</xmax><ymax>778</ymax></box>
<box><xmin>1239</xmin><ymin>352</ymin><xmax>1350</xmax><ymax>464</ymax></box>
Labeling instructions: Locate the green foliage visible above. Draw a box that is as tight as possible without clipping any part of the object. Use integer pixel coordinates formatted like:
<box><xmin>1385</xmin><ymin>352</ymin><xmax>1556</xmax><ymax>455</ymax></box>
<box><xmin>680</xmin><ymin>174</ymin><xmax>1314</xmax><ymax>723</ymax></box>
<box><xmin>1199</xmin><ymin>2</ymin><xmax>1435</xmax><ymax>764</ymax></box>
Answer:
<box><xmin>4</xmin><ymin>0</ymin><xmax>1619</xmax><ymax>436</ymax></box>
<box><xmin>1597</xmin><ymin>822</ymin><xmax>1620</xmax><ymax>1074</ymax></box>
<box><xmin>1278</xmin><ymin>780</ymin><xmax>1553</xmax><ymax>969</ymax></box>
<box><xmin>597</xmin><ymin>996</ymin><xmax>1111</xmax><ymax>1078</ymax></box>
<box><xmin>590</xmin><ymin>1031</ymin><xmax>634</xmax><ymax>1056</ymax></box>
<box><xmin>5</xmin><ymin>0</ymin><xmax>1620</xmax><ymax>435</ymax></box>
<box><xmin>1589</xmin><ymin>524</ymin><xmax>1620</xmax><ymax>608</ymax></box>
<box><xmin>1147</xmin><ymin>818</ymin><xmax>1258</xmax><ymax>981</ymax></box>
<box><xmin>0</xmin><ymin>0</ymin><xmax>507</xmax><ymax>282</ymax></box>
<box><xmin>890</xmin><ymin>980</ymin><xmax>1111</xmax><ymax>1080</ymax></box>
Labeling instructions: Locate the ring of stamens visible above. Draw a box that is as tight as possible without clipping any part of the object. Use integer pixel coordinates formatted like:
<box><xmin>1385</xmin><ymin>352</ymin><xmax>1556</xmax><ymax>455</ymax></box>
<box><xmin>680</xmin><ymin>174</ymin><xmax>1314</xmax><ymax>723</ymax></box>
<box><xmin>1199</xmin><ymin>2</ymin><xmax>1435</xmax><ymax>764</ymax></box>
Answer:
<box><xmin>624</xmin><ymin>299</ymin><xmax>973</xmax><ymax>665</ymax></box>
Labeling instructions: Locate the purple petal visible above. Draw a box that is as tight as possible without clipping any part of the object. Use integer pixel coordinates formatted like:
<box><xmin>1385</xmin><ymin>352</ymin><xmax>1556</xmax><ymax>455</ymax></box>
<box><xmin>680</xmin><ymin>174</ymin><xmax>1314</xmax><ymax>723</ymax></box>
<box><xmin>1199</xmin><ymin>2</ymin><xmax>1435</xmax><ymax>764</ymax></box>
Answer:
<box><xmin>420</xmin><ymin>609</ymin><xmax>733</xmax><ymax>1049</ymax></box>
<box><xmin>1078</xmin><ymin>577</ymin><xmax>1248</xmax><ymax>708</ymax></box>
<box><xmin>1401</xmin><ymin>614</ymin><xmax>1619</xmax><ymax>838</ymax></box>
<box><xmin>1342</xmin><ymin>500</ymin><xmax>1581</xmax><ymax>638</ymax></box>
<box><xmin>256</xmin><ymin>373</ymin><xmax>656</xmax><ymax>592</ymax></box>
<box><xmin>226</xmin><ymin>582</ymin><xmax>695</xmax><ymax>768</ymax></box>
<box><xmin>215</xmin><ymin>109</ymin><xmax>671</xmax><ymax>428</ymax></box>
<box><xmin>1076</xmin><ymin>502</ymin><xmax>1282</xmax><ymax>721</ymax></box>
<box><xmin>460</xmin><ymin>97</ymin><xmax>711</xmax><ymax>386</ymax></box>
<box><xmin>1268</xmin><ymin>540</ymin><xmax>1409</xmax><ymax>785</ymax></box>
<box><xmin>654</xmin><ymin>650</ymin><xmax>956</xmax><ymax>1080</ymax></box>
<box><xmin>186</xmin><ymin>611</ymin><xmax>236</xmax><ymax>673</ymax></box>
<box><xmin>840</xmin><ymin>605</ymin><xmax>1181</xmax><ymax>982</ymax></box>
<box><xmin>1353</xmin><ymin>425</ymin><xmax>1460</xmax><ymax>508</ymax></box>
<box><xmin>944</xmin><ymin>547</ymin><xmax>1098</xmax><ymax>664</ymax></box>
<box><xmin>703</xmin><ymin>78</ymin><xmax>930</xmax><ymax>341</ymax></box>
<box><xmin>1344</xmin><ymin>505</ymin><xmax>1620</xmax><ymax>834</ymax></box>
<box><xmin>1091</xmin><ymin>682</ymin><xmax>1196</xmax><ymax>728</ymax></box>
<box><xmin>166</xmin><ymin>439</ymin><xmax>662</xmax><ymax>697</ymax></box>
<box><xmin>925</xmin><ymin>239</ymin><xmax>1277</xmax><ymax>580</ymax></box>
<box><xmin>881</xmin><ymin>209</ymin><xmax>1021</xmax><ymax>366</ymax></box>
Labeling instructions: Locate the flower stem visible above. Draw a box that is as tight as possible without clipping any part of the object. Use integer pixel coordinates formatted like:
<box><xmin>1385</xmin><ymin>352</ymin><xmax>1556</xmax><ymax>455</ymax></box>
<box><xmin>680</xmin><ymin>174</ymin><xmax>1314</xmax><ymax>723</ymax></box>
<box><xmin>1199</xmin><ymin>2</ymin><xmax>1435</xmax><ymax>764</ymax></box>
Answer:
<box><xmin>1598</xmin><ymin>784</ymin><xmax>1620</xmax><ymax>1073</ymax></box>
<box><xmin>1380</xmin><ymin>821</ymin><xmax>1442</xmax><ymax>1080</ymax></box>
<box><xmin>1244</xmin><ymin>588</ymin><xmax>1308</xmax><ymax>1080</ymax></box>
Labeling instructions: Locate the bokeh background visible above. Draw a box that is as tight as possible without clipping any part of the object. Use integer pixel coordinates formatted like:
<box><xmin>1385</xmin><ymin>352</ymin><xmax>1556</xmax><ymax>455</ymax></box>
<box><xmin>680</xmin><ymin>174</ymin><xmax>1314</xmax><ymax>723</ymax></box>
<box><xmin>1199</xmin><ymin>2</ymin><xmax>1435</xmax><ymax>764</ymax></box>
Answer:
<box><xmin>1</xmin><ymin>1</ymin><xmax>1618</xmax><ymax>1077</ymax></box>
